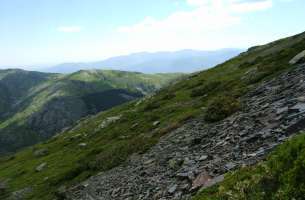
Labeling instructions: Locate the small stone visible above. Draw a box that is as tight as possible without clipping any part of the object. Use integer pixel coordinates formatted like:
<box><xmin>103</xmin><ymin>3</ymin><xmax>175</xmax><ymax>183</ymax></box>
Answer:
<box><xmin>289</xmin><ymin>50</ymin><xmax>305</xmax><ymax>65</ymax></box>
<box><xmin>183</xmin><ymin>157</ymin><xmax>195</xmax><ymax>166</ymax></box>
<box><xmin>276</xmin><ymin>107</ymin><xmax>288</xmax><ymax>115</ymax></box>
<box><xmin>99</xmin><ymin>115</ymin><xmax>122</xmax><ymax>129</ymax></box>
<box><xmin>82</xmin><ymin>183</ymin><xmax>89</xmax><ymax>188</ymax></box>
<box><xmin>78</xmin><ymin>143</ymin><xmax>87</xmax><ymax>148</ymax></box>
<box><xmin>168</xmin><ymin>184</ymin><xmax>177</xmax><ymax>194</ymax></box>
<box><xmin>177</xmin><ymin>172</ymin><xmax>188</xmax><ymax>179</ymax></box>
<box><xmin>199</xmin><ymin>155</ymin><xmax>208</xmax><ymax>161</ymax></box>
<box><xmin>256</xmin><ymin>147</ymin><xmax>265</xmax><ymax>156</ymax></box>
<box><xmin>180</xmin><ymin>182</ymin><xmax>190</xmax><ymax>191</ymax></box>
<box><xmin>144</xmin><ymin>159</ymin><xmax>155</xmax><ymax>165</ymax></box>
<box><xmin>249</xmin><ymin>147</ymin><xmax>265</xmax><ymax>157</ymax></box>
<box><xmin>224</xmin><ymin>162</ymin><xmax>236</xmax><ymax>171</ymax></box>
<box><xmin>153</xmin><ymin>121</ymin><xmax>160</xmax><ymax>126</ymax></box>
<box><xmin>201</xmin><ymin>107</ymin><xmax>207</xmax><ymax>111</ymax></box>
<box><xmin>35</xmin><ymin>162</ymin><xmax>47</xmax><ymax>172</ymax></box>
<box><xmin>33</xmin><ymin>148</ymin><xmax>49</xmax><ymax>157</ymax></box>
<box><xmin>131</xmin><ymin>123</ymin><xmax>139</xmax><ymax>128</ymax></box>
<box><xmin>174</xmin><ymin>191</ymin><xmax>183</xmax><ymax>198</ymax></box>
<box><xmin>297</xmin><ymin>96</ymin><xmax>305</xmax><ymax>103</ymax></box>
<box><xmin>278</xmin><ymin>135</ymin><xmax>287</xmax><ymax>142</ymax></box>
<box><xmin>11</xmin><ymin>187</ymin><xmax>33</xmax><ymax>199</ymax></box>
<box><xmin>291</xmin><ymin>103</ymin><xmax>305</xmax><ymax>112</ymax></box>
<box><xmin>177</xmin><ymin>171</ymin><xmax>195</xmax><ymax>181</ymax></box>
<box><xmin>111</xmin><ymin>187</ymin><xmax>121</xmax><ymax>197</ymax></box>
<box><xmin>191</xmin><ymin>171</ymin><xmax>212</xmax><ymax>190</ymax></box>
<box><xmin>200</xmin><ymin>175</ymin><xmax>225</xmax><ymax>190</ymax></box>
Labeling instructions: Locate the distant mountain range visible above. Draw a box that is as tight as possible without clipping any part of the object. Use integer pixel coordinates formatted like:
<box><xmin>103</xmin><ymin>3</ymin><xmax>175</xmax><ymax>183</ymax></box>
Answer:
<box><xmin>43</xmin><ymin>49</ymin><xmax>243</xmax><ymax>74</ymax></box>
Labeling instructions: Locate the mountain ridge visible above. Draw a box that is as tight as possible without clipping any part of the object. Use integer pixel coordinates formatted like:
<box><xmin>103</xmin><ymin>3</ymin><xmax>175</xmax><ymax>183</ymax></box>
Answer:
<box><xmin>0</xmin><ymin>69</ymin><xmax>183</xmax><ymax>153</ymax></box>
<box><xmin>43</xmin><ymin>49</ymin><xmax>243</xmax><ymax>74</ymax></box>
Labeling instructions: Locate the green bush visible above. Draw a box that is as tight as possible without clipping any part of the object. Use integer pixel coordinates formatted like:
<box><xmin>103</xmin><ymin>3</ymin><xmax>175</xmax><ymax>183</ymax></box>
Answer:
<box><xmin>204</xmin><ymin>95</ymin><xmax>240</xmax><ymax>122</ymax></box>
<box><xmin>193</xmin><ymin>133</ymin><xmax>305</xmax><ymax>200</ymax></box>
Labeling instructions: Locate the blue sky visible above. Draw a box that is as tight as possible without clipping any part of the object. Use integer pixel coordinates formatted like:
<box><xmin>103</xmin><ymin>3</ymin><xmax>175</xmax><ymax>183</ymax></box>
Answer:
<box><xmin>0</xmin><ymin>0</ymin><xmax>304</xmax><ymax>68</ymax></box>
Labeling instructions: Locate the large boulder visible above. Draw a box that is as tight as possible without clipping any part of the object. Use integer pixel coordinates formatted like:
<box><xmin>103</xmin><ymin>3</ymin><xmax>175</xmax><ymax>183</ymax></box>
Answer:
<box><xmin>289</xmin><ymin>50</ymin><xmax>305</xmax><ymax>65</ymax></box>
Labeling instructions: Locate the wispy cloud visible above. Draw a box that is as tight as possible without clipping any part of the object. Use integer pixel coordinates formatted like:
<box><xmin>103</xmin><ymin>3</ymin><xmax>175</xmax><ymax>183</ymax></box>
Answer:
<box><xmin>57</xmin><ymin>26</ymin><xmax>82</xmax><ymax>33</ymax></box>
<box><xmin>229</xmin><ymin>0</ymin><xmax>273</xmax><ymax>13</ymax></box>
<box><xmin>115</xmin><ymin>0</ymin><xmax>273</xmax><ymax>52</ymax></box>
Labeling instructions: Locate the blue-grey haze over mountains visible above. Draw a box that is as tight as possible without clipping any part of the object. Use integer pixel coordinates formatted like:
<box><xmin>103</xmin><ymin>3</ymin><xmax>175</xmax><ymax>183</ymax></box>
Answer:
<box><xmin>42</xmin><ymin>48</ymin><xmax>243</xmax><ymax>74</ymax></box>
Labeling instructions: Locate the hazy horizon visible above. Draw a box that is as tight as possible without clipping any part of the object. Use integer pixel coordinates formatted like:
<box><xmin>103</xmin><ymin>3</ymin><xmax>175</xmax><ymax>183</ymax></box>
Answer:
<box><xmin>0</xmin><ymin>48</ymin><xmax>244</xmax><ymax>70</ymax></box>
<box><xmin>1</xmin><ymin>0</ymin><xmax>304</xmax><ymax>68</ymax></box>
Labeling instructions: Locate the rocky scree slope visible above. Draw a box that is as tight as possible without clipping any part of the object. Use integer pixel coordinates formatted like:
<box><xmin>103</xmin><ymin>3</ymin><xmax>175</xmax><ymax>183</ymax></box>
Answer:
<box><xmin>67</xmin><ymin>62</ymin><xmax>305</xmax><ymax>200</ymax></box>
<box><xmin>0</xmin><ymin>31</ymin><xmax>305</xmax><ymax>199</ymax></box>
<box><xmin>64</xmin><ymin>32</ymin><xmax>305</xmax><ymax>199</ymax></box>
<box><xmin>0</xmin><ymin>69</ymin><xmax>181</xmax><ymax>153</ymax></box>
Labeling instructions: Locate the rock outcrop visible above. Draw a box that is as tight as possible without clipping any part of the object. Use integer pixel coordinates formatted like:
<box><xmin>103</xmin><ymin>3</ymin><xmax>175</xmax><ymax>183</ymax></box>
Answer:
<box><xmin>65</xmin><ymin>63</ymin><xmax>305</xmax><ymax>199</ymax></box>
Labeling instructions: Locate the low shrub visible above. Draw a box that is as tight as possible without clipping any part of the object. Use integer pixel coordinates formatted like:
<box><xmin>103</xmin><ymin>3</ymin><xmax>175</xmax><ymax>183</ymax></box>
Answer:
<box><xmin>204</xmin><ymin>95</ymin><xmax>240</xmax><ymax>122</ymax></box>
<box><xmin>193</xmin><ymin>133</ymin><xmax>305</xmax><ymax>200</ymax></box>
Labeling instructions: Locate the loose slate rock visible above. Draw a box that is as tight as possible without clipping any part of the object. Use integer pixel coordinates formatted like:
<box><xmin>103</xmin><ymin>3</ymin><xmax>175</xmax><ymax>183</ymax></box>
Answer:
<box><xmin>64</xmin><ymin>64</ymin><xmax>305</xmax><ymax>200</ymax></box>
<box><xmin>199</xmin><ymin>155</ymin><xmax>208</xmax><ymax>161</ymax></box>
<box><xmin>153</xmin><ymin>121</ymin><xmax>160</xmax><ymax>126</ymax></box>
<box><xmin>289</xmin><ymin>50</ymin><xmax>305</xmax><ymax>65</ymax></box>
<box><xmin>225</xmin><ymin>162</ymin><xmax>236</xmax><ymax>171</ymax></box>
<box><xmin>10</xmin><ymin>187</ymin><xmax>33</xmax><ymax>200</ymax></box>
<box><xmin>35</xmin><ymin>162</ymin><xmax>47</xmax><ymax>172</ymax></box>
<box><xmin>200</xmin><ymin>175</ymin><xmax>225</xmax><ymax>190</ymax></box>
<box><xmin>191</xmin><ymin>171</ymin><xmax>212</xmax><ymax>190</ymax></box>
<box><xmin>33</xmin><ymin>148</ymin><xmax>49</xmax><ymax>157</ymax></box>
<box><xmin>78</xmin><ymin>143</ymin><xmax>87</xmax><ymax>148</ymax></box>
<box><xmin>168</xmin><ymin>184</ymin><xmax>177</xmax><ymax>194</ymax></box>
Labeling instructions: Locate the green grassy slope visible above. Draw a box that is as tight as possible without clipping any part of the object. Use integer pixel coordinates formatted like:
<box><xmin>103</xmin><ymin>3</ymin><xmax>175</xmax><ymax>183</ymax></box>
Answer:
<box><xmin>0</xmin><ymin>69</ymin><xmax>54</xmax><ymax>119</ymax></box>
<box><xmin>0</xmin><ymin>69</ymin><xmax>182</xmax><ymax>153</ymax></box>
<box><xmin>193</xmin><ymin>133</ymin><xmax>305</xmax><ymax>200</ymax></box>
<box><xmin>0</xmin><ymin>31</ymin><xmax>305</xmax><ymax>199</ymax></box>
<box><xmin>0</xmin><ymin>69</ymin><xmax>182</xmax><ymax>126</ymax></box>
